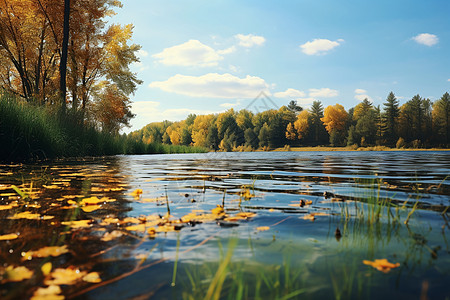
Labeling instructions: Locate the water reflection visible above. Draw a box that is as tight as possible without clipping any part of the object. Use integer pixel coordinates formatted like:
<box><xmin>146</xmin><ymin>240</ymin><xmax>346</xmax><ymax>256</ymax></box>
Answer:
<box><xmin>0</xmin><ymin>151</ymin><xmax>449</xmax><ymax>299</ymax></box>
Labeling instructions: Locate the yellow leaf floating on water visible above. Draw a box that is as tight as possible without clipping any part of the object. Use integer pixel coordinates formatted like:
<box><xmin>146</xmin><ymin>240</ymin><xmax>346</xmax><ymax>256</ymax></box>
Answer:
<box><xmin>211</xmin><ymin>205</ymin><xmax>224</xmax><ymax>215</ymax></box>
<box><xmin>2</xmin><ymin>266</ymin><xmax>33</xmax><ymax>282</ymax></box>
<box><xmin>131</xmin><ymin>189</ymin><xmax>143</xmax><ymax>197</ymax></box>
<box><xmin>61</xmin><ymin>220</ymin><xmax>92</xmax><ymax>229</ymax></box>
<box><xmin>0</xmin><ymin>233</ymin><xmax>18</xmax><ymax>241</ymax></box>
<box><xmin>256</xmin><ymin>226</ymin><xmax>270</xmax><ymax>231</ymax></box>
<box><xmin>22</xmin><ymin>245</ymin><xmax>69</xmax><ymax>260</ymax></box>
<box><xmin>236</xmin><ymin>212</ymin><xmax>256</xmax><ymax>218</ymax></box>
<box><xmin>302</xmin><ymin>212</ymin><xmax>330</xmax><ymax>221</ymax></box>
<box><xmin>83</xmin><ymin>272</ymin><xmax>102</xmax><ymax>283</ymax></box>
<box><xmin>81</xmin><ymin>205</ymin><xmax>102</xmax><ymax>213</ymax></box>
<box><xmin>9</xmin><ymin>211</ymin><xmax>54</xmax><ymax>220</ymax></box>
<box><xmin>81</xmin><ymin>196</ymin><xmax>115</xmax><ymax>205</ymax></box>
<box><xmin>363</xmin><ymin>259</ymin><xmax>400</xmax><ymax>273</ymax></box>
<box><xmin>41</xmin><ymin>262</ymin><xmax>52</xmax><ymax>276</ymax></box>
<box><xmin>44</xmin><ymin>268</ymin><xmax>86</xmax><ymax>285</ymax></box>
<box><xmin>31</xmin><ymin>285</ymin><xmax>64</xmax><ymax>300</ymax></box>
<box><xmin>0</xmin><ymin>203</ymin><xmax>18</xmax><ymax>210</ymax></box>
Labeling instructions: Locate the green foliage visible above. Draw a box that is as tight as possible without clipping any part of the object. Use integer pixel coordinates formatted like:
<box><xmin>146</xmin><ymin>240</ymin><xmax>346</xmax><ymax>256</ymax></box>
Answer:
<box><xmin>0</xmin><ymin>94</ymin><xmax>206</xmax><ymax>161</ymax></box>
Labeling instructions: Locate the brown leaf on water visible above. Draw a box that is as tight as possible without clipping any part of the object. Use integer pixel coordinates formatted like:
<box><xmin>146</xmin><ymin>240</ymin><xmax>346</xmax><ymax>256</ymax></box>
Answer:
<box><xmin>22</xmin><ymin>245</ymin><xmax>69</xmax><ymax>260</ymax></box>
<box><xmin>101</xmin><ymin>230</ymin><xmax>123</xmax><ymax>242</ymax></box>
<box><xmin>31</xmin><ymin>285</ymin><xmax>64</xmax><ymax>300</ymax></box>
<box><xmin>2</xmin><ymin>266</ymin><xmax>33</xmax><ymax>282</ymax></box>
<box><xmin>236</xmin><ymin>212</ymin><xmax>256</xmax><ymax>218</ymax></box>
<box><xmin>256</xmin><ymin>226</ymin><xmax>270</xmax><ymax>231</ymax></box>
<box><xmin>302</xmin><ymin>212</ymin><xmax>330</xmax><ymax>221</ymax></box>
<box><xmin>0</xmin><ymin>233</ymin><xmax>19</xmax><ymax>240</ymax></box>
<box><xmin>44</xmin><ymin>268</ymin><xmax>86</xmax><ymax>285</ymax></box>
<box><xmin>363</xmin><ymin>259</ymin><xmax>400</xmax><ymax>273</ymax></box>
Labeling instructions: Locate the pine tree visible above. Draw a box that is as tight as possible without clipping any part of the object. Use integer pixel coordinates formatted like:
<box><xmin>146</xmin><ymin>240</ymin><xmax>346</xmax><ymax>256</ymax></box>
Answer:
<box><xmin>382</xmin><ymin>92</ymin><xmax>400</xmax><ymax>146</ymax></box>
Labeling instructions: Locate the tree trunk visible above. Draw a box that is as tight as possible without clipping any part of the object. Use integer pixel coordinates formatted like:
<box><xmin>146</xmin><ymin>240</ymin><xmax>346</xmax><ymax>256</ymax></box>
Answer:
<box><xmin>59</xmin><ymin>0</ymin><xmax>70</xmax><ymax>113</ymax></box>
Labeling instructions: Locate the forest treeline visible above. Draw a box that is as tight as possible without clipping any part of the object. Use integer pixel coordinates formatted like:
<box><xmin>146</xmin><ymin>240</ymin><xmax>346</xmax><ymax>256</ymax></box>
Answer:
<box><xmin>131</xmin><ymin>92</ymin><xmax>450</xmax><ymax>151</ymax></box>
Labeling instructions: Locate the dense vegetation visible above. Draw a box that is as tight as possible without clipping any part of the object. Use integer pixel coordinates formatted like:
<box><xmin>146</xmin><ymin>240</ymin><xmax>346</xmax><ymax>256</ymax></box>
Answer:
<box><xmin>0</xmin><ymin>1</ymin><xmax>205</xmax><ymax>161</ymax></box>
<box><xmin>131</xmin><ymin>92</ymin><xmax>450</xmax><ymax>150</ymax></box>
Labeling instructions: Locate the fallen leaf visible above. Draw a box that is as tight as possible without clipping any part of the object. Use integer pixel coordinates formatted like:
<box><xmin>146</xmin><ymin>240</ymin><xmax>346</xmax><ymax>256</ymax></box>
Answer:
<box><xmin>61</xmin><ymin>220</ymin><xmax>92</xmax><ymax>229</ymax></box>
<box><xmin>9</xmin><ymin>211</ymin><xmax>54</xmax><ymax>220</ymax></box>
<box><xmin>256</xmin><ymin>226</ymin><xmax>270</xmax><ymax>231</ymax></box>
<box><xmin>0</xmin><ymin>233</ymin><xmax>19</xmax><ymax>241</ymax></box>
<box><xmin>101</xmin><ymin>230</ymin><xmax>123</xmax><ymax>242</ymax></box>
<box><xmin>131</xmin><ymin>189</ymin><xmax>143</xmax><ymax>197</ymax></box>
<box><xmin>211</xmin><ymin>205</ymin><xmax>224</xmax><ymax>215</ymax></box>
<box><xmin>2</xmin><ymin>266</ymin><xmax>33</xmax><ymax>282</ymax></box>
<box><xmin>41</xmin><ymin>262</ymin><xmax>52</xmax><ymax>276</ymax></box>
<box><xmin>83</xmin><ymin>272</ymin><xmax>102</xmax><ymax>283</ymax></box>
<box><xmin>22</xmin><ymin>245</ymin><xmax>69</xmax><ymax>260</ymax></box>
<box><xmin>81</xmin><ymin>205</ymin><xmax>102</xmax><ymax>213</ymax></box>
<box><xmin>81</xmin><ymin>196</ymin><xmax>115</xmax><ymax>205</ymax></box>
<box><xmin>44</xmin><ymin>268</ymin><xmax>86</xmax><ymax>285</ymax></box>
<box><xmin>363</xmin><ymin>259</ymin><xmax>400</xmax><ymax>273</ymax></box>
<box><xmin>31</xmin><ymin>285</ymin><xmax>64</xmax><ymax>300</ymax></box>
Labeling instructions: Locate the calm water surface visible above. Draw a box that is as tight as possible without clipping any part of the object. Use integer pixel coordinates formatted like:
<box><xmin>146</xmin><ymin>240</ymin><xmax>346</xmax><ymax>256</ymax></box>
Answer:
<box><xmin>0</xmin><ymin>151</ymin><xmax>449</xmax><ymax>299</ymax></box>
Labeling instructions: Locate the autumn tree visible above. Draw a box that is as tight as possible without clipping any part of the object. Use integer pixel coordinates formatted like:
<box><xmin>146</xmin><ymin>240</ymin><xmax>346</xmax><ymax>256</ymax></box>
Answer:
<box><xmin>351</xmin><ymin>98</ymin><xmax>377</xmax><ymax>146</ymax></box>
<box><xmin>321</xmin><ymin>104</ymin><xmax>348</xmax><ymax>146</ymax></box>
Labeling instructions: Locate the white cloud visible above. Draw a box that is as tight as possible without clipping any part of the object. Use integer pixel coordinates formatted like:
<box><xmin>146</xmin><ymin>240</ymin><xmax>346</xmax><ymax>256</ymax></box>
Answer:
<box><xmin>296</xmin><ymin>97</ymin><xmax>316</xmax><ymax>106</ymax></box>
<box><xmin>354</xmin><ymin>94</ymin><xmax>373</xmax><ymax>101</ymax></box>
<box><xmin>220</xmin><ymin>100</ymin><xmax>241</xmax><ymax>108</ymax></box>
<box><xmin>412</xmin><ymin>33</ymin><xmax>438</xmax><ymax>46</ymax></box>
<box><xmin>149</xmin><ymin>73</ymin><xmax>270</xmax><ymax>98</ymax></box>
<box><xmin>447</xmin><ymin>79</ymin><xmax>450</xmax><ymax>82</ymax></box>
<box><xmin>152</xmin><ymin>40</ymin><xmax>223</xmax><ymax>67</ymax></box>
<box><xmin>235</xmin><ymin>34</ymin><xmax>266</xmax><ymax>48</ymax></box>
<box><xmin>130</xmin><ymin>101</ymin><xmax>218</xmax><ymax>128</ymax></box>
<box><xmin>274</xmin><ymin>88</ymin><xmax>306</xmax><ymax>98</ymax></box>
<box><xmin>300</xmin><ymin>38</ymin><xmax>344</xmax><ymax>55</ymax></box>
<box><xmin>309</xmin><ymin>88</ymin><xmax>339</xmax><ymax>98</ymax></box>
<box><xmin>217</xmin><ymin>46</ymin><xmax>236</xmax><ymax>55</ymax></box>
<box><xmin>354</xmin><ymin>89</ymin><xmax>367</xmax><ymax>94</ymax></box>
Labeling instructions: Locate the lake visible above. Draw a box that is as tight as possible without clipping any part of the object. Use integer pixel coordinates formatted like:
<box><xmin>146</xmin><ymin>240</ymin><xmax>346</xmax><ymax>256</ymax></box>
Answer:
<box><xmin>0</xmin><ymin>151</ymin><xmax>449</xmax><ymax>299</ymax></box>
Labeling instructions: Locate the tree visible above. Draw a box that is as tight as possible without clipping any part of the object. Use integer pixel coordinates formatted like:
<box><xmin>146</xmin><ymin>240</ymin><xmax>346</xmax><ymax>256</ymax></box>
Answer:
<box><xmin>382</xmin><ymin>92</ymin><xmax>400</xmax><ymax>145</ymax></box>
<box><xmin>258</xmin><ymin>123</ymin><xmax>270</xmax><ymax>148</ymax></box>
<box><xmin>244</xmin><ymin>128</ymin><xmax>258</xmax><ymax>149</ymax></box>
<box><xmin>352</xmin><ymin>98</ymin><xmax>376</xmax><ymax>145</ymax></box>
<box><xmin>59</xmin><ymin>0</ymin><xmax>70</xmax><ymax>112</ymax></box>
<box><xmin>191</xmin><ymin>114</ymin><xmax>216</xmax><ymax>147</ymax></box>
<box><xmin>432</xmin><ymin>92</ymin><xmax>450</xmax><ymax>145</ymax></box>
<box><xmin>287</xmin><ymin>100</ymin><xmax>302</xmax><ymax>113</ymax></box>
<box><xmin>293</xmin><ymin>110</ymin><xmax>310</xmax><ymax>140</ymax></box>
<box><xmin>321</xmin><ymin>104</ymin><xmax>348</xmax><ymax>133</ymax></box>
<box><xmin>285</xmin><ymin>123</ymin><xmax>296</xmax><ymax>140</ymax></box>
<box><xmin>309</xmin><ymin>101</ymin><xmax>328</xmax><ymax>144</ymax></box>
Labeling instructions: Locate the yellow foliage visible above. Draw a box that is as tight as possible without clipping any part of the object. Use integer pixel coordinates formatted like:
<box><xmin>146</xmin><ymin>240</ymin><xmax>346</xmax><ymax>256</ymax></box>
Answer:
<box><xmin>320</xmin><ymin>104</ymin><xmax>348</xmax><ymax>133</ymax></box>
<box><xmin>22</xmin><ymin>245</ymin><xmax>69</xmax><ymax>260</ymax></box>
<box><xmin>2</xmin><ymin>266</ymin><xmax>33</xmax><ymax>282</ymax></box>
<box><xmin>363</xmin><ymin>259</ymin><xmax>400</xmax><ymax>273</ymax></box>
<box><xmin>31</xmin><ymin>285</ymin><xmax>64</xmax><ymax>300</ymax></box>
<box><xmin>0</xmin><ymin>233</ymin><xmax>19</xmax><ymax>241</ymax></box>
<box><xmin>294</xmin><ymin>110</ymin><xmax>310</xmax><ymax>139</ymax></box>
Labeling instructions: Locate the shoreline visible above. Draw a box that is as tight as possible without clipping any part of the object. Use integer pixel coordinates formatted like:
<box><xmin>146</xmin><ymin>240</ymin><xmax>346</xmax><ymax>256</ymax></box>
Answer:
<box><xmin>271</xmin><ymin>146</ymin><xmax>450</xmax><ymax>152</ymax></box>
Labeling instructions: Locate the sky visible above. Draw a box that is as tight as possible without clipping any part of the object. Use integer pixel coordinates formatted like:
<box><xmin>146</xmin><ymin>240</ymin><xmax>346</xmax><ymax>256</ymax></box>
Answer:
<box><xmin>110</xmin><ymin>0</ymin><xmax>450</xmax><ymax>133</ymax></box>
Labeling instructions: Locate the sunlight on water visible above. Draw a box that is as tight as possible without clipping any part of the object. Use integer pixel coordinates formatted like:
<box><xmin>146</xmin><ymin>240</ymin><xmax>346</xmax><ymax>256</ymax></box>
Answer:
<box><xmin>0</xmin><ymin>151</ymin><xmax>449</xmax><ymax>299</ymax></box>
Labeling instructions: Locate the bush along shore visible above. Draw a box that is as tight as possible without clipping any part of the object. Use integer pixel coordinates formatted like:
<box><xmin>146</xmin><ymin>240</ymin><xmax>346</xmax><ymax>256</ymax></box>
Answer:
<box><xmin>0</xmin><ymin>94</ymin><xmax>207</xmax><ymax>162</ymax></box>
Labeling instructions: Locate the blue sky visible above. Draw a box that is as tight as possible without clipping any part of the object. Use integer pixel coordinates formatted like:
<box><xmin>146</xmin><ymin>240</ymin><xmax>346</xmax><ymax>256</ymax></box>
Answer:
<box><xmin>110</xmin><ymin>0</ymin><xmax>450</xmax><ymax>132</ymax></box>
